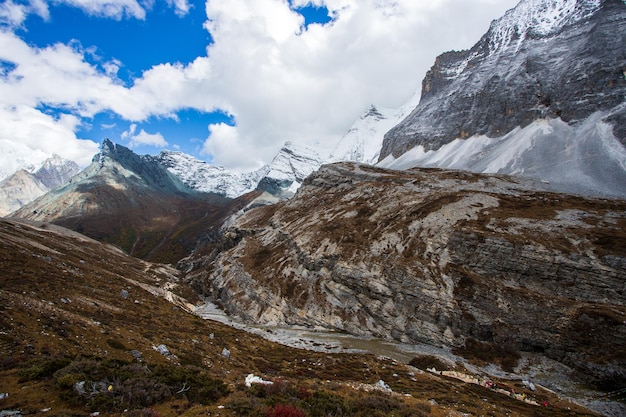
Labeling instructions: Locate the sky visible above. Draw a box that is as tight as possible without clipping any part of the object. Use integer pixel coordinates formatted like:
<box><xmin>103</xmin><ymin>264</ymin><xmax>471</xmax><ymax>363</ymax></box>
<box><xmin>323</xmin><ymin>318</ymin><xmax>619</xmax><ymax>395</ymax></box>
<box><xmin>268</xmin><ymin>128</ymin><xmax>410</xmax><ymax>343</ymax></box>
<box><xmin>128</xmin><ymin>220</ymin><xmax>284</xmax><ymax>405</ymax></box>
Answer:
<box><xmin>0</xmin><ymin>0</ymin><xmax>520</xmax><ymax>171</ymax></box>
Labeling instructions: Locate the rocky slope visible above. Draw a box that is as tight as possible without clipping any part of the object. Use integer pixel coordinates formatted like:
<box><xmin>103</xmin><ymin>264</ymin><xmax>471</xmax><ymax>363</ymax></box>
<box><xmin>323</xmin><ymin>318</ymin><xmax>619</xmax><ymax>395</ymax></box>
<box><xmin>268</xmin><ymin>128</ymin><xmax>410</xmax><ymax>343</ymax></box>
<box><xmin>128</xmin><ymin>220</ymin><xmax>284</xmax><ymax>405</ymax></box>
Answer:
<box><xmin>0</xmin><ymin>170</ymin><xmax>49</xmax><ymax>217</ymax></box>
<box><xmin>378</xmin><ymin>0</ymin><xmax>626</xmax><ymax>198</ymax></box>
<box><xmin>186</xmin><ymin>162</ymin><xmax>626</xmax><ymax>393</ymax></box>
<box><xmin>10</xmin><ymin>139</ymin><xmax>248</xmax><ymax>263</ymax></box>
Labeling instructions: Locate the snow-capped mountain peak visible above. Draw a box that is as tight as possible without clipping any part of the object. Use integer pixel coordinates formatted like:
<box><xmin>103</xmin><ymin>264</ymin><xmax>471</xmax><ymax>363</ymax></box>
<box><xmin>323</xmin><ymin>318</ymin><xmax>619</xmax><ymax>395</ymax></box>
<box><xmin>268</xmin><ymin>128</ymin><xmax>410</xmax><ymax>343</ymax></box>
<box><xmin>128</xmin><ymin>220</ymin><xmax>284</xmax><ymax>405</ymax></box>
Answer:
<box><xmin>328</xmin><ymin>92</ymin><xmax>421</xmax><ymax>165</ymax></box>
<box><xmin>157</xmin><ymin>150</ymin><xmax>267</xmax><ymax>198</ymax></box>
<box><xmin>486</xmin><ymin>0</ymin><xmax>601</xmax><ymax>52</ymax></box>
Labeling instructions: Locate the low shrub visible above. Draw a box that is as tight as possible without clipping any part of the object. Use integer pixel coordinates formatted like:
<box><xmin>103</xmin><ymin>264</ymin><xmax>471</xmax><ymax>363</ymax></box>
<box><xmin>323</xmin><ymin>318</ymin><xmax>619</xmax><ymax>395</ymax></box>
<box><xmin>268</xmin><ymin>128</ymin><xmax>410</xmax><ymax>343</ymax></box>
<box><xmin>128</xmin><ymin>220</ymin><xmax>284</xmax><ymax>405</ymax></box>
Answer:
<box><xmin>19</xmin><ymin>356</ymin><xmax>71</xmax><ymax>380</ymax></box>
<box><xmin>453</xmin><ymin>338</ymin><xmax>520</xmax><ymax>372</ymax></box>
<box><xmin>408</xmin><ymin>355</ymin><xmax>449</xmax><ymax>371</ymax></box>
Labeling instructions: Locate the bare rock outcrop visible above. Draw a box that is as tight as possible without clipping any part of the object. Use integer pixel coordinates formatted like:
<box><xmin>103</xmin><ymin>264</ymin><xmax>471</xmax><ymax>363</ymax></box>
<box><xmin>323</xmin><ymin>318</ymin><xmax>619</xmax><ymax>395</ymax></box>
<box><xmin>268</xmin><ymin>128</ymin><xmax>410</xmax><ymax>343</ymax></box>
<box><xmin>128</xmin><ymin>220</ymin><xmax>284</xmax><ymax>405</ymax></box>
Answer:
<box><xmin>186</xmin><ymin>162</ymin><xmax>626</xmax><ymax>390</ymax></box>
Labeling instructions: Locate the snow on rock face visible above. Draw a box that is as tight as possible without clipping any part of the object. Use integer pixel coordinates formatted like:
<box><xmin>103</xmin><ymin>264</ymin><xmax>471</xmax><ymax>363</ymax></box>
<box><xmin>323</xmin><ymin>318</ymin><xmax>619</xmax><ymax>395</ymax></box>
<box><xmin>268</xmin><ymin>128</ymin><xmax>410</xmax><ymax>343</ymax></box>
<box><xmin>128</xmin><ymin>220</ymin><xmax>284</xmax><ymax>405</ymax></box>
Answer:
<box><xmin>32</xmin><ymin>154</ymin><xmax>81</xmax><ymax>190</ymax></box>
<box><xmin>328</xmin><ymin>95</ymin><xmax>420</xmax><ymax>165</ymax></box>
<box><xmin>157</xmin><ymin>142</ymin><xmax>324</xmax><ymax>199</ymax></box>
<box><xmin>380</xmin><ymin>112</ymin><xmax>626</xmax><ymax>199</ymax></box>
<box><xmin>257</xmin><ymin>141</ymin><xmax>324</xmax><ymax>198</ymax></box>
<box><xmin>157</xmin><ymin>151</ymin><xmax>266</xmax><ymax>198</ymax></box>
<box><xmin>487</xmin><ymin>0</ymin><xmax>602</xmax><ymax>52</ymax></box>
<box><xmin>383</xmin><ymin>0</ymin><xmax>626</xmax><ymax>158</ymax></box>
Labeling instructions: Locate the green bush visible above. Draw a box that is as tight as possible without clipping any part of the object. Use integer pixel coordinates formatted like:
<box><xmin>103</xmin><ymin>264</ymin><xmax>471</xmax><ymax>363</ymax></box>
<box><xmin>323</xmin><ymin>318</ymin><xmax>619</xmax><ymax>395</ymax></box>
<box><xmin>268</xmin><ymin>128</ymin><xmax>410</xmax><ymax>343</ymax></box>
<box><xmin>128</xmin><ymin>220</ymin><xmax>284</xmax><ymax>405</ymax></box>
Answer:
<box><xmin>19</xmin><ymin>356</ymin><xmax>71</xmax><ymax>380</ymax></box>
<box><xmin>305</xmin><ymin>391</ymin><xmax>353</xmax><ymax>417</ymax></box>
<box><xmin>51</xmin><ymin>358</ymin><xmax>228</xmax><ymax>411</ymax></box>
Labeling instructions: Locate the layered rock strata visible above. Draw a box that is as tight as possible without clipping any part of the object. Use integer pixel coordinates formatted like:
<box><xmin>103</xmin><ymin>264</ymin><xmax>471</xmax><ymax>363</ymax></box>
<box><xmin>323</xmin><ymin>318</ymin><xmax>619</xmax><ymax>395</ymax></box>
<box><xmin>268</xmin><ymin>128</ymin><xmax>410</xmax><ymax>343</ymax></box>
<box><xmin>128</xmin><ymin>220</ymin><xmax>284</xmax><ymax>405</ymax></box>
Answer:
<box><xmin>187</xmin><ymin>162</ymin><xmax>626</xmax><ymax>389</ymax></box>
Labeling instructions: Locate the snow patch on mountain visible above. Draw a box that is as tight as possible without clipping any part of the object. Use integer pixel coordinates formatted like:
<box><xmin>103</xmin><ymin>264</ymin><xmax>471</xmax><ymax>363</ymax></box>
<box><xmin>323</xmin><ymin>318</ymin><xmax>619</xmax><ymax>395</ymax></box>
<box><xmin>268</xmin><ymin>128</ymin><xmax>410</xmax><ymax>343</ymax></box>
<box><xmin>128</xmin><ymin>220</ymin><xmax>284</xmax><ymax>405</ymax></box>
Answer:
<box><xmin>379</xmin><ymin>111</ymin><xmax>626</xmax><ymax>199</ymax></box>
<box><xmin>157</xmin><ymin>151</ymin><xmax>267</xmax><ymax>198</ymax></box>
<box><xmin>328</xmin><ymin>92</ymin><xmax>420</xmax><ymax>165</ymax></box>
<box><xmin>258</xmin><ymin>141</ymin><xmax>324</xmax><ymax>198</ymax></box>
<box><xmin>488</xmin><ymin>0</ymin><xmax>601</xmax><ymax>53</ymax></box>
<box><xmin>157</xmin><ymin>141</ymin><xmax>323</xmax><ymax>199</ymax></box>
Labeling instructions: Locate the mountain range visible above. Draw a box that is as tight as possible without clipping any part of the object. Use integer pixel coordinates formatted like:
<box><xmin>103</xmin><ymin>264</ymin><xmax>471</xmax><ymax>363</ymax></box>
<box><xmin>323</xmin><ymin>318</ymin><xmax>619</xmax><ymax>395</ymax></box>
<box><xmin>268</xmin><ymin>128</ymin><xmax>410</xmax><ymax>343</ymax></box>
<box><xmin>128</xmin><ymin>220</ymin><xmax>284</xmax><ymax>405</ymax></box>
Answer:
<box><xmin>0</xmin><ymin>153</ymin><xmax>80</xmax><ymax>216</ymax></box>
<box><xmin>2</xmin><ymin>1</ymin><xmax>626</xmax><ymax>415</ymax></box>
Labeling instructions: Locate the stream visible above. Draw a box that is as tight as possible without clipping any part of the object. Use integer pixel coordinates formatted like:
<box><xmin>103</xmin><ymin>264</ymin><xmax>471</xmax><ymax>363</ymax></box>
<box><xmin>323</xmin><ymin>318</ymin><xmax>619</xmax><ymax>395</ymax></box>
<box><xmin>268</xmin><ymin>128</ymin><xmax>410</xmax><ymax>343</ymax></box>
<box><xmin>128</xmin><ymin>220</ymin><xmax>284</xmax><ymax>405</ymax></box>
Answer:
<box><xmin>194</xmin><ymin>302</ymin><xmax>456</xmax><ymax>365</ymax></box>
<box><xmin>194</xmin><ymin>302</ymin><xmax>626</xmax><ymax>417</ymax></box>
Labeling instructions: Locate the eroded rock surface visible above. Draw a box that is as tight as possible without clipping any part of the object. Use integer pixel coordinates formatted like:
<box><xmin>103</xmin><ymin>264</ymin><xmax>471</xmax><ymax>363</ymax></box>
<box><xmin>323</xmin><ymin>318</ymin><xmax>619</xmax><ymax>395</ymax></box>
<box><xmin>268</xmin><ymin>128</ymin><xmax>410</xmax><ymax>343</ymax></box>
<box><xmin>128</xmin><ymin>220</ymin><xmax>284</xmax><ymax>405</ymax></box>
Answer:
<box><xmin>186</xmin><ymin>162</ymin><xmax>626</xmax><ymax>389</ymax></box>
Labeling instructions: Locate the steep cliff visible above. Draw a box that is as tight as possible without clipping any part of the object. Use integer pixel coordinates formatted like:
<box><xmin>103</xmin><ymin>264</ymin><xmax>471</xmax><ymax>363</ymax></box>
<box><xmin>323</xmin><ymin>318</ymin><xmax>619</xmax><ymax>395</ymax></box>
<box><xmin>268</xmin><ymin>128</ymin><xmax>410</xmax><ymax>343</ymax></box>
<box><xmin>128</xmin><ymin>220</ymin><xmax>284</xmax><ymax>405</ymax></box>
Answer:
<box><xmin>380</xmin><ymin>0</ymin><xmax>626</xmax><ymax>162</ymax></box>
<box><xmin>186</xmin><ymin>162</ymin><xmax>626</xmax><ymax>390</ymax></box>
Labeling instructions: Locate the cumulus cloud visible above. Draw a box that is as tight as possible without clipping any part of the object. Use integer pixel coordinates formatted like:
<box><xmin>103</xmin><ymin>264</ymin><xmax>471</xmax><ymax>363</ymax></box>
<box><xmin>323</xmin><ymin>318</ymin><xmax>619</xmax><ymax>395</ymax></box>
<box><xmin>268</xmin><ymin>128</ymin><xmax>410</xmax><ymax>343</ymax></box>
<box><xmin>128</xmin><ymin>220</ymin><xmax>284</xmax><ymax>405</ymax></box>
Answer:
<box><xmin>194</xmin><ymin>0</ymin><xmax>520</xmax><ymax>169</ymax></box>
<box><xmin>0</xmin><ymin>0</ymin><xmax>192</xmax><ymax>28</ymax></box>
<box><xmin>166</xmin><ymin>0</ymin><xmax>192</xmax><ymax>17</ymax></box>
<box><xmin>0</xmin><ymin>105</ymin><xmax>99</xmax><ymax>166</ymax></box>
<box><xmin>201</xmin><ymin>122</ymin><xmax>252</xmax><ymax>170</ymax></box>
<box><xmin>121</xmin><ymin>123</ymin><xmax>168</xmax><ymax>148</ymax></box>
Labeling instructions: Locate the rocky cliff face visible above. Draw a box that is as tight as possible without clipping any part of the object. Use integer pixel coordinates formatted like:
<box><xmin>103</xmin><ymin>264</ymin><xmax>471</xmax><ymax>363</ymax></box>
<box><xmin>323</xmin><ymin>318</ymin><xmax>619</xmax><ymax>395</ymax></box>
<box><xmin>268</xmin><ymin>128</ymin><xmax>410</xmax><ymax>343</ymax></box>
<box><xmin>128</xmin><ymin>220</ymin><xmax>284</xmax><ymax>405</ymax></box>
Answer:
<box><xmin>187</xmin><ymin>162</ymin><xmax>626</xmax><ymax>390</ymax></box>
<box><xmin>380</xmin><ymin>0</ymin><xmax>626</xmax><ymax>159</ymax></box>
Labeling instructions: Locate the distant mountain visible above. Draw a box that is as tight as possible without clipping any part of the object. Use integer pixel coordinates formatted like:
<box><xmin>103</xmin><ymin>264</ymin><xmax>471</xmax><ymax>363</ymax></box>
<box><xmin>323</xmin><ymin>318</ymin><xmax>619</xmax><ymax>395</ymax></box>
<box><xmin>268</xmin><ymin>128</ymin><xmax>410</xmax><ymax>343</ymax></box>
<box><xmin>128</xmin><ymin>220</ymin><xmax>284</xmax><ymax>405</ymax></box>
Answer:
<box><xmin>378</xmin><ymin>0</ymin><xmax>626</xmax><ymax>199</ymax></box>
<box><xmin>157</xmin><ymin>150</ymin><xmax>266</xmax><ymax>198</ymax></box>
<box><xmin>328</xmin><ymin>96</ymin><xmax>420</xmax><ymax>165</ymax></box>
<box><xmin>11</xmin><ymin>139</ymin><xmax>250</xmax><ymax>262</ymax></box>
<box><xmin>0</xmin><ymin>154</ymin><xmax>80</xmax><ymax>216</ymax></box>
<box><xmin>158</xmin><ymin>142</ymin><xmax>323</xmax><ymax>200</ymax></box>
<box><xmin>32</xmin><ymin>153</ymin><xmax>81</xmax><ymax>189</ymax></box>
<box><xmin>0</xmin><ymin>170</ymin><xmax>49</xmax><ymax>216</ymax></box>
<box><xmin>257</xmin><ymin>141</ymin><xmax>324</xmax><ymax>199</ymax></box>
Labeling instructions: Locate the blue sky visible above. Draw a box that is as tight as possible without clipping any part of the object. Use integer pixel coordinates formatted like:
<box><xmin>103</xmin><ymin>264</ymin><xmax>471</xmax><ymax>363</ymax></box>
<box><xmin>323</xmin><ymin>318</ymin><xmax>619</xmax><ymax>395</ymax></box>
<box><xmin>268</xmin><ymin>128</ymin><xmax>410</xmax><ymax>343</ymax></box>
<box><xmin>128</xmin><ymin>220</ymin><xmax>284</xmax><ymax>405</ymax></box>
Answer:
<box><xmin>0</xmin><ymin>0</ymin><xmax>519</xmax><ymax>171</ymax></box>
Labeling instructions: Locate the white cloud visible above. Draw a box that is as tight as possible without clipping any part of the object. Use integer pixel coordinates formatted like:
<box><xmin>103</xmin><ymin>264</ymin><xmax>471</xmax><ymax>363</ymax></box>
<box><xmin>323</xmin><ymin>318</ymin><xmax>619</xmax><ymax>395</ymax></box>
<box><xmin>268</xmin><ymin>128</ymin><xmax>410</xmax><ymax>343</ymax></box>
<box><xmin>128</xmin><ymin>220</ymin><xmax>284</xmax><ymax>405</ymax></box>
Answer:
<box><xmin>0</xmin><ymin>105</ymin><xmax>98</xmax><ymax>166</ymax></box>
<box><xmin>121</xmin><ymin>123</ymin><xmax>168</xmax><ymax>148</ymax></box>
<box><xmin>201</xmin><ymin>122</ymin><xmax>256</xmax><ymax>170</ymax></box>
<box><xmin>55</xmin><ymin>0</ymin><xmax>146</xmax><ymax>20</ymax></box>
<box><xmin>166</xmin><ymin>0</ymin><xmax>191</xmax><ymax>17</ymax></box>
<box><xmin>191</xmin><ymin>0</ymin><xmax>520</xmax><ymax>169</ymax></box>
<box><xmin>0</xmin><ymin>0</ymin><xmax>30</xmax><ymax>27</ymax></box>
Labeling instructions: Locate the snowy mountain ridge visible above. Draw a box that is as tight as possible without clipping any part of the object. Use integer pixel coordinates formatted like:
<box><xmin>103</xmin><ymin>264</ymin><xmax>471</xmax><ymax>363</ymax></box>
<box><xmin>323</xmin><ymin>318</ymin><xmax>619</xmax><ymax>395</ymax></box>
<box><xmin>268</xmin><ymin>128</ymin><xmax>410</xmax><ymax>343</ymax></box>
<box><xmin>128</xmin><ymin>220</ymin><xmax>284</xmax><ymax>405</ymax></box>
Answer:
<box><xmin>487</xmin><ymin>0</ymin><xmax>601</xmax><ymax>53</ymax></box>
<box><xmin>157</xmin><ymin>141</ymin><xmax>323</xmax><ymax>199</ymax></box>
<box><xmin>157</xmin><ymin>151</ymin><xmax>267</xmax><ymax>199</ymax></box>
<box><xmin>328</xmin><ymin>91</ymin><xmax>421</xmax><ymax>166</ymax></box>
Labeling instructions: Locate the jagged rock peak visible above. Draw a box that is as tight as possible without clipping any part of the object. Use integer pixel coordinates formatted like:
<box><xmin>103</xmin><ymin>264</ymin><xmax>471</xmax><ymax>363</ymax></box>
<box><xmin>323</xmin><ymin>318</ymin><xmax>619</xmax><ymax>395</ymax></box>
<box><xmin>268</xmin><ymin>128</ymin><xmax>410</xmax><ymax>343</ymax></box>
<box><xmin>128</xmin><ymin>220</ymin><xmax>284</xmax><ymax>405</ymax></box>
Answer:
<box><xmin>33</xmin><ymin>154</ymin><xmax>81</xmax><ymax>190</ymax></box>
<box><xmin>361</xmin><ymin>105</ymin><xmax>385</xmax><ymax>120</ymax></box>
<box><xmin>487</xmin><ymin>0</ymin><xmax>601</xmax><ymax>52</ymax></box>
<box><xmin>257</xmin><ymin>141</ymin><xmax>323</xmax><ymax>199</ymax></box>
